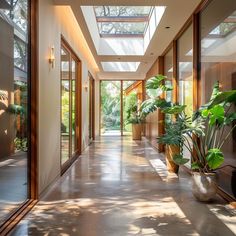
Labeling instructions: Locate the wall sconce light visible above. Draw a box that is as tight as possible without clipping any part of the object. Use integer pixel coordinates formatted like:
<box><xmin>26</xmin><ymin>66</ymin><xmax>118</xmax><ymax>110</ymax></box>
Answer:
<box><xmin>49</xmin><ymin>46</ymin><xmax>55</xmax><ymax>68</ymax></box>
<box><xmin>84</xmin><ymin>81</ymin><xmax>88</xmax><ymax>92</ymax></box>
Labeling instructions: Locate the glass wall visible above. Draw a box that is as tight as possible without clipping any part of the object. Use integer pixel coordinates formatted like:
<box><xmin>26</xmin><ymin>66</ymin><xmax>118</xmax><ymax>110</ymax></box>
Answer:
<box><xmin>0</xmin><ymin>0</ymin><xmax>29</xmax><ymax>224</ymax></box>
<box><xmin>177</xmin><ymin>23</ymin><xmax>193</xmax><ymax>165</ymax></box>
<box><xmin>61</xmin><ymin>44</ymin><xmax>79</xmax><ymax>166</ymax></box>
<box><xmin>100</xmin><ymin>81</ymin><xmax>121</xmax><ymax>136</ymax></box>
<box><xmin>178</xmin><ymin>24</ymin><xmax>193</xmax><ymax>117</ymax></box>
<box><xmin>164</xmin><ymin>47</ymin><xmax>173</xmax><ymax>103</ymax></box>
<box><xmin>200</xmin><ymin>0</ymin><xmax>236</xmax><ymax>197</ymax></box>
<box><xmin>123</xmin><ymin>81</ymin><xmax>141</xmax><ymax>135</ymax></box>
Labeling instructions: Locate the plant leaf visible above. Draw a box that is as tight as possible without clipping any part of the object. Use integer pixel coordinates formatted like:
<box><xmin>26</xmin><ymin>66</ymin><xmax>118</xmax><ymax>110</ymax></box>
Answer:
<box><xmin>191</xmin><ymin>162</ymin><xmax>200</xmax><ymax>170</ymax></box>
<box><xmin>162</xmin><ymin>105</ymin><xmax>186</xmax><ymax>114</ymax></box>
<box><xmin>206</xmin><ymin>148</ymin><xmax>224</xmax><ymax>170</ymax></box>
<box><xmin>173</xmin><ymin>154</ymin><xmax>189</xmax><ymax>165</ymax></box>
<box><xmin>208</xmin><ymin>90</ymin><xmax>236</xmax><ymax>109</ymax></box>
<box><xmin>224</xmin><ymin>112</ymin><xmax>236</xmax><ymax>125</ymax></box>
<box><xmin>208</xmin><ymin>105</ymin><xmax>225</xmax><ymax>126</ymax></box>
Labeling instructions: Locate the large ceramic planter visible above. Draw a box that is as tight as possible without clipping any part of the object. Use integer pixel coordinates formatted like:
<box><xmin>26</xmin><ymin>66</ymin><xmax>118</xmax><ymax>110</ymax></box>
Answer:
<box><xmin>192</xmin><ymin>172</ymin><xmax>217</xmax><ymax>202</ymax></box>
<box><xmin>165</xmin><ymin>144</ymin><xmax>179</xmax><ymax>174</ymax></box>
<box><xmin>132</xmin><ymin>123</ymin><xmax>142</xmax><ymax>140</ymax></box>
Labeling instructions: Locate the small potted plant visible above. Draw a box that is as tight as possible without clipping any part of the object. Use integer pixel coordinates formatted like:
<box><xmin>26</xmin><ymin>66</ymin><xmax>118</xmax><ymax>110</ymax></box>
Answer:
<box><xmin>126</xmin><ymin>103</ymin><xmax>144</xmax><ymax>140</ymax></box>
<box><xmin>158</xmin><ymin>82</ymin><xmax>236</xmax><ymax>201</ymax></box>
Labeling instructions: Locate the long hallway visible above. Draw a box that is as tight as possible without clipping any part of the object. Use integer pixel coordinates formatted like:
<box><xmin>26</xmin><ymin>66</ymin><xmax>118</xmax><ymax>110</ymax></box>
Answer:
<box><xmin>11</xmin><ymin>137</ymin><xmax>236</xmax><ymax>236</ymax></box>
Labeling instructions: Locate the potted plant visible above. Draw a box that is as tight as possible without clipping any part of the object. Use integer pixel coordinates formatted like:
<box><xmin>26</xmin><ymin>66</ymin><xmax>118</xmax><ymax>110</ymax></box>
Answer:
<box><xmin>141</xmin><ymin>75</ymin><xmax>179</xmax><ymax>172</ymax></box>
<box><xmin>158</xmin><ymin>82</ymin><xmax>236</xmax><ymax>201</ymax></box>
<box><xmin>126</xmin><ymin>103</ymin><xmax>144</xmax><ymax>140</ymax></box>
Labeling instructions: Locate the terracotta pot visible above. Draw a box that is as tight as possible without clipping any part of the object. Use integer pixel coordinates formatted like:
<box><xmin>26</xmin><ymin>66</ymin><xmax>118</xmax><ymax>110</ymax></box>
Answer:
<box><xmin>132</xmin><ymin>123</ymin><xmax>142</xmax><ymax>140</ymax></box>
<box><xmin>165</xmin><ymin>144</ymin><xmax>179</xmax><ymax>174</ymax></box>
<box><xmin>192</xmin><ymin>172</ymin><xmax>217</xmax><ymax>202</ymax></box>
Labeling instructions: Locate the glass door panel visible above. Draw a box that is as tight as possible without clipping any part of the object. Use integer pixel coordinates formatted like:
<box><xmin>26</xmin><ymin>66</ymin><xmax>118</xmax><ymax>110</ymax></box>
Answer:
<box><xmin>100</xmin><ymin>81</ymin><xmax>121</xmax><ymax>136</ymax></box>
<box><xmin>71</xmin><ymin>59</ymin><xmax>77</xmax><ymax>153</ymax></box>
<box><xmin>61</xmin><ymin>47</ymin><xmax>70</xmax><ymax>165</ymax></box>
<box><xmin>177</xmin><ymin>23</ymin><xmax>193</xmax><ymax>167</ymax></box>
<box><xmin>123</xmin><ymin>81</ymin><xmax>141</xmax><ymax>136</ymax></box>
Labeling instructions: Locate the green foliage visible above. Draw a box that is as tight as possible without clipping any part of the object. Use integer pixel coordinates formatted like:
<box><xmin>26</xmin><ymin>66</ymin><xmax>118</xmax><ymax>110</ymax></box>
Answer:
<box><xmin>14</xmin><ymin>138</ymin><xmax>27</xmax><ymax>152</ymax></box>
<box><xmin>162</xmin><ymin>105</ymin><xmax>186</xmax><ymax>115</ymax></box>
<box><xmin>140</xmin><ymin>98</ymin><xmax>171</xmax><ymax>117</ymax></box>
<box><xmin>146</xmin><ymin>75</ymin><xmax>172</xmax><ymax>91</ymax></box>
<box><xmin>173</xmin><ymin>154</ymin><xmax>189</xmax><ymax>165</ymax></box>
<box><xmin>157</xmin><ymin>80</ymin><xmax>236</xmax><ymax>173</ymax></box>
<box><xmin>206</xmin><ymin>149</ymin><xmax>224</xmax><ymax>170</ymax></box>
<box><xmin>101</xmin><ymin>81</ymin><xmax>121</xmax><ymax>130</ymax></box>
<box><xmin>7</xmin><ymin>104</ymin><xmax>25</xmax><ymax>115</ymax></box>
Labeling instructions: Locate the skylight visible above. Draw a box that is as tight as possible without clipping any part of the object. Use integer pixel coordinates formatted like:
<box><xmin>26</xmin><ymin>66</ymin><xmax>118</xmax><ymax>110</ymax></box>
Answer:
<box><xmin>209</xmin><ymin>10</ymin><xmax>236</xmax><ymax>37</ymax></box>
<box><xmin>94</xmin><ymin>6</ymin><xmax>153</xmax><ymax>37</ymax></box>
<box><xmin>101</xmin><ymin>62</ymin><xmax>140</xmax><ymax>72</ymax></box>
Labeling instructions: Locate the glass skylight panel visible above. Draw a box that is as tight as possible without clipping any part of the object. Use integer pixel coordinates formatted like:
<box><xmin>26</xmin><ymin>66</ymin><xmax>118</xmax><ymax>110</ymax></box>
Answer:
<box><xmin>209</xmin><ymin>10</ymin><xmax>236</xmax><ymax>37</ymax></box>
<box><xmin>101</xmin><ymin>62</ymin><xmax>140</xmax><ymax>72</ymax></box>
<box><xmin>98</xmin><ymin>22</ymin><xmax>146</xmax><ymax>35</ymax></box>
<box><xmin>94</xmin><ymin>6</ymin><xmax>152</xmax><ymax>17</ymax></box>
<box><xmin>94</xmin><ymin>6</ymin><xmax>153</xmax><ymax>37</ymax></box>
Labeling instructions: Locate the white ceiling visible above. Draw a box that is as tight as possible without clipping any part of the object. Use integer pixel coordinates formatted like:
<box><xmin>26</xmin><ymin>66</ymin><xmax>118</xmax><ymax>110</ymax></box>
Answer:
<box><xmin>53</xmin><ymin>0</ymin><xmax>201</xmax><ymax>80</ymax></box>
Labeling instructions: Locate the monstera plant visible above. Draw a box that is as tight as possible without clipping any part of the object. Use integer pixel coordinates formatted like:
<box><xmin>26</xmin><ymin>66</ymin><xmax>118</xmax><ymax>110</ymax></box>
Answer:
<box><xmin>158</xmin><ymin>82</ymin><xmax>236</xmax><ymax>201</ymax></box>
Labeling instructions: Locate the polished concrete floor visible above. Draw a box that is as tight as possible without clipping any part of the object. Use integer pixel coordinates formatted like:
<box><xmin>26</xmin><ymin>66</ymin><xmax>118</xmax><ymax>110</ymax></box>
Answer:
<box><xmin>11</xmin><ymin>137</ymin><xmax>236</xmax><ymax>236</ymax></box>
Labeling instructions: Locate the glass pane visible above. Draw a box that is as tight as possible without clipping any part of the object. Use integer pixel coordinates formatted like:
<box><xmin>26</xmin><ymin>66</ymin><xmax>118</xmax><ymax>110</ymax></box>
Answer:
<box><xmin>200</xmin><ymin>0</ymin><xmax>236</xmax><ymax>197</ymax></box>
<box><xmin>0</xmin><ymin>0</ymin><xmax>29</xmax><ymax>224</ymax></box>
<box><xmin>97</xmin><ymin>22</ymin><xmax>147</xmax><ymax>35</ymax></box>
<box><xmin>123</xmin><ymin>81</ymin><xmax>142</xmax><ymax>136</ymax></box>
<box><xmin>94</xmin><ymin>6</ymin><xmax>152</xmax><ymax>17</ymax></box>
<box><xmin>71</xmin><ymin>59</ymin><xmax>76</xmax><ymax>153</ymax></box>
<box><xmin>61</xmin><ymin>47</ymin><xmax>70</xmax><ymax>165</ymax></box>
<box><xmin>177</xmin><ymin>23</ymin><xmax>193</xmax><ymax>167</ymax></box>
<box><xmin>94</xmin><ymin>6</ymin><xmax>153</xmax><ymax>36</ymax></box>
<box><xmin>164</xmin><ymin>48</ymin><xmax>173</xmax><ymax>103</ymax></box>
<box><xmin>101</xmin><ymin>81</ymin><xmax>121</xmax><ymax>136</ymax></box>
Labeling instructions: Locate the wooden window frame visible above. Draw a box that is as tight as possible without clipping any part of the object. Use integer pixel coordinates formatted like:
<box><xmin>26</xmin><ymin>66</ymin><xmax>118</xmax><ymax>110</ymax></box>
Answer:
<box><xmin>60</xmin><ymin>37</ymin><xmax>82</xmax><ymax>175</ymax></box>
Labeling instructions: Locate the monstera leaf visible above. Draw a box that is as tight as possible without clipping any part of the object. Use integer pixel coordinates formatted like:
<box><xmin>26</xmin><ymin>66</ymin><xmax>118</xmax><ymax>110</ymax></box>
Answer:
<box><xmin>206</xmin><ymin>149</ymin><xmax>224</xmax><ymax>170</ymax></box>
<box><xmin>146</xmin><ymin>75</ymin><xmax>173</xmax><ymax>92</ymax></box>
<box><xmin>173</xmin><ymin>154</ymin><xmax>189</xmax><ymax>165</ymax></box>
<box><xmin>208</xmin><ymin>90</ymin><xmax>236</xmax><ymax>109</ymax></box>
<box><xmin>140</xmin><ymin>98</ymin><xmax>171</xmax><ymax>116</ymax></box>
<box><xmin>162</xmin><ymin>105</ymin><xmax>186</xmax><ymax>115</ymax></box>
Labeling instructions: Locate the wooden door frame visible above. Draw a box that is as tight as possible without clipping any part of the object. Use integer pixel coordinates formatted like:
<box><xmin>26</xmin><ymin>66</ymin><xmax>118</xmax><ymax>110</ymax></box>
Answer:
<box><xmin>88</xmin><ymin>72</ymin><xmax>95</xmax><ymax>140</ymax></box>
<box><xmin>60</xmin><ymin>37</ymin><xmax>82</xmax><ymax>175</ymax></box>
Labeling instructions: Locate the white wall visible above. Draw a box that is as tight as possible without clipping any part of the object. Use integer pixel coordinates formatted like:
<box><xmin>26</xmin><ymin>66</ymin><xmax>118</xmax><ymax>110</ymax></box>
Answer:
<box><xmin>38</xmin><ymin>0</ymin><xmax>98</xmax><ymax>195</ymax></box>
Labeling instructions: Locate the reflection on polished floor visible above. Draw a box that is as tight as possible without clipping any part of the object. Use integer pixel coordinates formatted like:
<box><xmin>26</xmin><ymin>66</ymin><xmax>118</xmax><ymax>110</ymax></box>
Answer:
<box><xmin>11</xmin><ymin>137</ymin><xmax>236</xmax><ymax>236</ymax></box>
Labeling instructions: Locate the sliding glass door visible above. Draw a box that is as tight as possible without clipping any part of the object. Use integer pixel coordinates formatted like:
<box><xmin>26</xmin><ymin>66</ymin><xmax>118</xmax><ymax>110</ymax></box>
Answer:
<box><xmin>61</xmin><ymin>41</ymin><xmax>80</xmax><ymax>168</ymax></box>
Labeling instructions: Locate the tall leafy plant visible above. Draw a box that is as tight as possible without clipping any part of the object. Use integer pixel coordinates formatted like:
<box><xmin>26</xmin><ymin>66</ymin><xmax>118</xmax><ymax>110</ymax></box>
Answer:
<box><xmin>158</xmin><ymin>82</ymin><xmax>236</xmax><ymax>173</ymax></box>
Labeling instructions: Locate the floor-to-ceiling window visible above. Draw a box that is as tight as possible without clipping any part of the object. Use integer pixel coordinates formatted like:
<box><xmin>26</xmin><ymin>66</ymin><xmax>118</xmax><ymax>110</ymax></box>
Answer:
<box><xmin>0</xmin><ymin>0</ymin><xmax>30</xmax><ymax>224</ymax></box>
<box><xmin>177</xmin><ymin>23</ymin><xmax>193</xmax><ymax>165</ymax></box>
<box><xmin>164</xmin><ymin>47</ymin><xmax>173</xmax><ymax>103</ymax></box>
<box><xmin>61</xmin><ymin>40</ymin><xmax>81</xmax><ymax>169</ymax></box>
<box><xmin>200</xmin><ymin>0</ymin><xmax>236</xmax><ymax>198</ymax></box>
